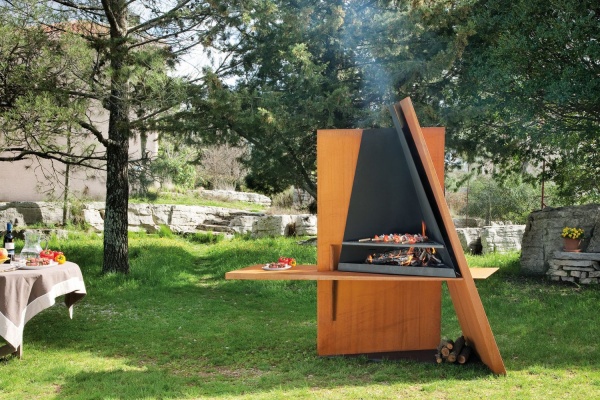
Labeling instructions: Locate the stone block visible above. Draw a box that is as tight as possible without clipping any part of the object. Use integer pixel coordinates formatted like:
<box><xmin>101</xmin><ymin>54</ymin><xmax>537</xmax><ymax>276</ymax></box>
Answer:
<box><xmin>561</xmin><ymin>276</ymin><xmax>575</xmax><ymax>282</ymax></box>
<box><xmin>556</xmin><ymin>259</ymin><xmax>595</xmax><ymax>267</ymax></box>
<box><xmin>229</xmin><ymin>216</ymin><xmax>259</xmax><ymax>234</ymax></box>
<box><xmin>588</xmin><ymin>271</ymin><xmax>600</xmax><ymax>278</ymax></box>
<box><xmin>481</xmin><ymin>225</ymin><xmax>525</xmax><ymax>254</ymax></box>
<box><xmin>553</xmin><ymin>251</ymin><xmax>600</xmax><ymax>261</ymax></box>
<box><xmin>252</xmin><ymin>215</ymin><xmax>295</xmax><ymax>237</ymax></box>
<box><xmin>455</xmin><ymin>228</ymin><xmax>483</xmax><ymax>254</ymax></box>
<box><xmin>562</xmin><ymin>266</ymin><xmax>595</xmax><ymax>271</ymax></box>
<box><xmin>294</xmin><ymin>215</ymin><xmax>317</xmax><ymax>236</ymax></box>
<box><xmin>572</xmin><ymin>271</ymin><xmax>589</xmax><ymax>278</ymax></box>
<box><xmin>579</xmin><ymin>278</ymin><xmax>598</xmax><ymax>284</ymax></box>
<box><xmin>548</xmin><ymin>270</ymin><xmax>568</xmax><ymax>277</ymax></box>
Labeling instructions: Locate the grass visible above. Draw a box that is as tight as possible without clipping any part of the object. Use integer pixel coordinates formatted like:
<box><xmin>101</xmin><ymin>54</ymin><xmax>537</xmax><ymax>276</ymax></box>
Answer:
<box><xmin>1</xmin><ymin>237</ymin><xmax>600</xmax><ymax>399</ymax></box>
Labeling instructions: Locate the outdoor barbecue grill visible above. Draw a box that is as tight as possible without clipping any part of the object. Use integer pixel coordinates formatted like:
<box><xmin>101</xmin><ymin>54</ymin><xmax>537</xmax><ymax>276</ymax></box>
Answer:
<box><xmin>336</xmin><ymin>107</ymin><xmax>460</xmax><ymax>278</ymax></box>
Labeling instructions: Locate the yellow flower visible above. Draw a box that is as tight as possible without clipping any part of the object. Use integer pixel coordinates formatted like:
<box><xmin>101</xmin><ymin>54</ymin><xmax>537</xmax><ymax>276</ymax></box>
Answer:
<box><xmin>561</xmin><ymin>227</ymin><xmax>584</xmax><ymax>240</ymax></box>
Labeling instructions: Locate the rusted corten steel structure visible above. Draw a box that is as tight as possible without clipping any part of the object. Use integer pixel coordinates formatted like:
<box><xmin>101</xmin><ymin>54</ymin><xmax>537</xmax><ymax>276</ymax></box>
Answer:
<box><xmin>227</xmin><ymin>97</ymin><xmax>506</xmax><ymax>375</ymax></box>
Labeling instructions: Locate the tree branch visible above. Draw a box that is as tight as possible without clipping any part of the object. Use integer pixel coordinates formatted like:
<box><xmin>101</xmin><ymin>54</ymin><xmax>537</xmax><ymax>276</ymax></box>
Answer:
<box><xmin>0</xmin><ymin>148</ymin><xmax>106</xmax><ymax>169</ymax></box>
<box><xmin>49</xmin><ymin>0</ymin><xmax>103</xmax><ymax>12</ymax></box>
<box><xmin>77</xmin><ymin>119</ymin><xmax>111</xmax><ymax>147</ymax></box>
<box><xmin>127</xmin><ymin>0</ymin><xmax>194</xmax><ymax>35</ymax></box>
<box><xmin>127</xmin><ymin>22</ymin><xmax>201</xmax><ymax>50</ymax></box>
<box><xmin>100</xmin><ymin>0</ymin><xmax>119</xmax><ymax>33</ymax></box>
<box><xmin>130</xmin><ymin>105</ymin><xmax>174</xmax><ymax>127</ymax></box>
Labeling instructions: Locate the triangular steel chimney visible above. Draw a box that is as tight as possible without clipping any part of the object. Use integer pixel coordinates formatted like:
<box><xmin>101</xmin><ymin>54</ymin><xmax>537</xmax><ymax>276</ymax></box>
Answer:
<box><xmin>337</xmin><ymin>106</ymin><xmax>458</xmax><ymax>278</ymax></box>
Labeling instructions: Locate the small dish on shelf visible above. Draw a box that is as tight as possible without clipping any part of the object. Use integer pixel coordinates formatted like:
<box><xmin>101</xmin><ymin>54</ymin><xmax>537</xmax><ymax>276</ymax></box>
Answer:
<box><xmin>262</xmin><ymin>263</ymin><xmax>292</xmax><ymax>271</ymax></box>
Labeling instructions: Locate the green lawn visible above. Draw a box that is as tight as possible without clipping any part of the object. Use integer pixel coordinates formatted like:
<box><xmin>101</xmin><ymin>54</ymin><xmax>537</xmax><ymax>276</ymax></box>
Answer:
<box><xmin>1</xmin><ymin>235</ymin><xmax>599</xmax><ymax>399</ymax></box>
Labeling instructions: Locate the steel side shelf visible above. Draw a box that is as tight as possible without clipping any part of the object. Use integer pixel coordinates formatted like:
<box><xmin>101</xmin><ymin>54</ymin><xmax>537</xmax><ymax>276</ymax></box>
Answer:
<box><xmin>225</xmin><ymin>264</ymin><xmax>498</xmax><ymax>281</ymax></box>
<box><xmin>338</xmin><ymin>262</ymin><xmax>457</xmax><ymax>278</ymax></box>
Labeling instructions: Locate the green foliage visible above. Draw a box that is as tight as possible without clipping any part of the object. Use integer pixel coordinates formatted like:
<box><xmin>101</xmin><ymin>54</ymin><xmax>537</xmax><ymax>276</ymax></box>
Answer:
<box><xmin>179</xmin><ymin>0</ymin><xmax>453</xmax><ymax>198</ymax></box>
<box><xmin>65</xmin><ymin>196</ymin><xmax>92</xmax><ymax>230</ymax></box>
<box><xmin>0</xmin><ymin>0</ymin><xmax>225</xmax><ymax>273</ymax></box>
<box><xmin>157</xmin><ymin>224</ymin><xmax>174</xmax><ymax>238</ymax></box>
<box><xmin>0</xmin><ymin>18</ymin><xmax>97</xmax><ymax>164</ymax></box>
<box><xmin>185</xmin><ymin>231</ymin><xmax>225</xmax><ymax>244</ymax></box>
<box><xmin>271</xmin><ymin>187</ymin><xmax>295</xmax><ymax>210</ymax></box>
<box><xmin>430</xmin><ymin>0</ymin><xmax>600</xmax><ymax>203</ymax></box>
<box><xmin>150</xmin><ymin>139</ymin><xmax>199</xmax><ymax>190</ymax></box>
<box><xmin>457</xmin><ymin>174</ymin><xmax>541</xmax><ymax>224</ymax></box>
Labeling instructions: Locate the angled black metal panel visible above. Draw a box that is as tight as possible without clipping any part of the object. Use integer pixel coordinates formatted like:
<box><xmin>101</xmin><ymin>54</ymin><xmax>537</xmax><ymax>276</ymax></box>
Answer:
<box><xmin>338</xmin><ymin>127</ymin><xmax>458</xmax><ymax>277</ymax></box>
<box><xmin>389</xmin><ymin>106</ymin><xmax>459</xmax><ymax>275</ymax></box>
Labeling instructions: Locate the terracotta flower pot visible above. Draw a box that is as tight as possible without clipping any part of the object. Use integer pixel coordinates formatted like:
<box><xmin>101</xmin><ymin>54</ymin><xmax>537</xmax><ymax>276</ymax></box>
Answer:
<box><xmin>563</xmin><ymin>237</ymin><xmax>582</xmax><ymax>252</ymax></box>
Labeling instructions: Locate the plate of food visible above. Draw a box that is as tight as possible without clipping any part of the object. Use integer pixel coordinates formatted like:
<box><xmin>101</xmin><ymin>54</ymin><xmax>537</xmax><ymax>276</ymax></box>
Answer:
<box><xmin>19</xmin><ymin>258</ymin><xmax>59</xmax><ymax>270</ymax></box>
<box><xmin>262</xmin><ymin>263</ymin><xmax>292</xmax><ymax>271</ymax></box>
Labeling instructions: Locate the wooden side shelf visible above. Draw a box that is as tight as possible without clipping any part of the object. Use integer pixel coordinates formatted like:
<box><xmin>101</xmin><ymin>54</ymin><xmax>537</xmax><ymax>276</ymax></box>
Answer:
<box><xmin>226</xmin><ymin>265</ymin><xmax>499</xmax><ymax>281</ymax></box>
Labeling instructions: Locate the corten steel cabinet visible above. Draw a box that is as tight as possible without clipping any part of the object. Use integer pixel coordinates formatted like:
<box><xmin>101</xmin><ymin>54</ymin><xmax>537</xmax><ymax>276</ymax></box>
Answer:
<box><xmin>226</xmin><ymin>98</ymin><xmax>506</xmax><ymax>375</ymax></box>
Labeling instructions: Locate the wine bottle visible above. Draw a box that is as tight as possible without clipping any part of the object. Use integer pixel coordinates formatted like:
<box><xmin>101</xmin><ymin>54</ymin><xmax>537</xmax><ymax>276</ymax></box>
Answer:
<box><xmin>3</xmin><ymin>222</ymin><xmax>14</xmax><ymax>263</ymax></box>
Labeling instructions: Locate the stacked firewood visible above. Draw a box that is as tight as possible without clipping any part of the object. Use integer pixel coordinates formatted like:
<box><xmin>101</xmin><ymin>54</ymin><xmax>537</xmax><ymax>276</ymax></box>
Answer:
<box><xmin>365</xmin><ymin>247</ymin><xmax>442</xmax><ymax>267</ymax></box>
<box><xmin>435</xmin><ymin>335</ymin><xmax>474</xmax><ymax>365</ymax></box>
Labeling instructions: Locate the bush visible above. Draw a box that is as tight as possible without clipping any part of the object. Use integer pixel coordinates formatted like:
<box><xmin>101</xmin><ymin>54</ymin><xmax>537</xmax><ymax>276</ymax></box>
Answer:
<box><xmin>157</xmin><ymin>225</ymin><xmax>174</xmax><ymax>238</ymax></box>
<box><xmin>459</xmin><ymin>175</ymin><xmax>540</xmax><ymax>224</ymax></box>
<box><xmin>186</xmin><ymin>232</ymin><xmax>225</xmax><ymax>244</ymax></box>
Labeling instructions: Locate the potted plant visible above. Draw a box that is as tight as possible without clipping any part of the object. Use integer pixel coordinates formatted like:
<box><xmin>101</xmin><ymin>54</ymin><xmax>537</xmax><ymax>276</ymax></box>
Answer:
<box><xmin>561</xmin><ymin>227</ymin><xmax>584</xmax><ymax>252</ymax></box>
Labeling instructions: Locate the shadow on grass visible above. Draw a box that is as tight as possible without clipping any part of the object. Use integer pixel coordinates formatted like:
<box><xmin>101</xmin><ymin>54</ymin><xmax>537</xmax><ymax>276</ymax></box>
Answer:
<box><xmin>16</xmin><ymin>238</ymin><xmax>600</xmax><ymax>398</ymax></box>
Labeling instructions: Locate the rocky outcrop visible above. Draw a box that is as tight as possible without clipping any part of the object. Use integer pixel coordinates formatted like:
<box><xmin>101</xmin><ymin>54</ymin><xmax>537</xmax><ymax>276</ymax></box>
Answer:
<box><xmin>455</xmin><ymin>225</ymin><xmax>525</xmax><ymax>254</ymax></box>
<box><xmin>0</xmin><ymin>202</ymin><xmax>65</xmax><ymax>226</ymax></box>
<box><xmin>0</xmin><ymin>201</ymin><xmax>316</xmax><ymax>238</ymax></box>
<box><xmin>252</xmin><ymin>214</ymin><xmax>317</xmax><ymax>237</ymax></box>
<box><xmin>480</xmin><ymin>225</ymin><xmax>526</xmax><ymax>254</ymax></box>
<box><xmin>520</xmin><ymin>204</ymin><xmax>600</xmax><ymax>275</ymax></box>
<box><xmin>197</xmin><ymin>189</ymin><xmax>272</xmax><ymax>206</ymax></box>
<box><xmin>455</xmin><ymin>228</ymin><xmax>482</xmax><ymax>254</ymax></box>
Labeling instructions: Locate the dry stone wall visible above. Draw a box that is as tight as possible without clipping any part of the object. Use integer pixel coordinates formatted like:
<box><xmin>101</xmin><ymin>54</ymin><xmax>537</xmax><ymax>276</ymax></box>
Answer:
<box><xmin>547</xmin><ymin>252</ymin><xmax>600</xmax><ymax>284</ymax></box>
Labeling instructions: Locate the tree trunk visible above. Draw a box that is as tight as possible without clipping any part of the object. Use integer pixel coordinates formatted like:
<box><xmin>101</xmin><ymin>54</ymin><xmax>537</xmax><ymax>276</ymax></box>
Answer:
<box><xmin>102</xmin><ymin>1</ymin><xmax>130</xmax><ymax>274</ymax></box>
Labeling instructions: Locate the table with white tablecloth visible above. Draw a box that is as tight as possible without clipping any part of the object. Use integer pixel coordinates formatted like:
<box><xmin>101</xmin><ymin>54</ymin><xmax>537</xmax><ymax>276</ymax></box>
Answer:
<box><xmin>0</xmin><ymin>261</ymin><xmax>87</xmax><ymax>358</ymax></box>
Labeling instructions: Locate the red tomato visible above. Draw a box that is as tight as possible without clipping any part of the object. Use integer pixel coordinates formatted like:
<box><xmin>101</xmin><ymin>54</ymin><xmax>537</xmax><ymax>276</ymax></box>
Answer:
<box><xmin>53</xmin><ymin>251</ymin><xmax>64</xmax><ymax>261</ymax></box>
<box><xmin>40</xmin><ymin>249</ymin><xmax>55</xmax><ymax>259</ymax></box>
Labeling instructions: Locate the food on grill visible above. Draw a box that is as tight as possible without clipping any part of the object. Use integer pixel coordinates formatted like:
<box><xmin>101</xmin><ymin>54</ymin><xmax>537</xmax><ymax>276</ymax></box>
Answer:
<box><xmin>360</xmin><ymin>233</ymin><xmax>429</xmax><ymax>244</ymax></box>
